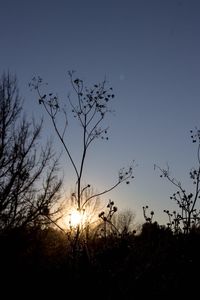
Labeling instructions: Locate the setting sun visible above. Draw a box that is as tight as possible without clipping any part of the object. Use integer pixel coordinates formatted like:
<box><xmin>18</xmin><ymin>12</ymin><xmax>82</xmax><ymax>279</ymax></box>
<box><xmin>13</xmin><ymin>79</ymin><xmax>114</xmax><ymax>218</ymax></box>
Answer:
<box><xmin>69</xmin><ymin>210</ymin><xmax>82</xmax><ymax>227</ymax></box>
<box><xmin>59</xmin><ymin>205</ymin><xmax>100</xmax><ymax>230</ymax></box>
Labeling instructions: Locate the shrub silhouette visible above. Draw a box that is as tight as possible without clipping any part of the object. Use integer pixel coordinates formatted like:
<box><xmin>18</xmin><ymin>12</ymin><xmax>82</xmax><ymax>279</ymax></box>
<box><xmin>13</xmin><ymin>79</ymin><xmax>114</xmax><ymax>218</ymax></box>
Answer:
<box><xmin>155</xmin><ymin>128</ymin><xmax>200</xmax><ymax>233</ymax></box>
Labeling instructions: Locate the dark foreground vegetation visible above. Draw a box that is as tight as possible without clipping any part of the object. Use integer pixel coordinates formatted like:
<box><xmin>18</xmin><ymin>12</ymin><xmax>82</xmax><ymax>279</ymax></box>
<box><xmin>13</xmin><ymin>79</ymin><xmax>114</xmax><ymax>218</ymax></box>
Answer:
<box><xmin>1</xmin><ymin>223</ymin><xmax>200</xmax><ymax>299</ymax></box>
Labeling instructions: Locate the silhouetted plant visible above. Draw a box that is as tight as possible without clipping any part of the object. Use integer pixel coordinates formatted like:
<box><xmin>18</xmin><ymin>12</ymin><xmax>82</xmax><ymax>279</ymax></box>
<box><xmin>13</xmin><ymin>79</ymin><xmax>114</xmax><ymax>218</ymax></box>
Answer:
<box><xmin>154</xmin><ymin>128</ymin><xmax>200</xmax><ymax>234</ymax></box>
<box><xmin>30</xmin><ymin>71</ymin><xmax>134</xmax><ymax>249</ymax></box>
<box><xmin>0</xmin><ymin>73</ymin><xmax>62</xmax><ymax>231</ymax></box>
<box><xmin>142</xmin><ymin>205</ymin><xmax>154</xmax><ymax>223</ymax></box>
<box><xmin>98</xmin><ymin>199</ymin><xmax>119</xmax><ymax>238</ymax></box>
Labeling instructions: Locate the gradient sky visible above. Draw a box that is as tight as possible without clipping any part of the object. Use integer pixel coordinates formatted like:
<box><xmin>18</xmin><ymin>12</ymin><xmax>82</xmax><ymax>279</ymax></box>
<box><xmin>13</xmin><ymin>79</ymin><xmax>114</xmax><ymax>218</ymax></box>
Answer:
<box><xmin>1</xmin><ymin>0</ymin><xmax>200</xmax><ymax>225</ymax></box>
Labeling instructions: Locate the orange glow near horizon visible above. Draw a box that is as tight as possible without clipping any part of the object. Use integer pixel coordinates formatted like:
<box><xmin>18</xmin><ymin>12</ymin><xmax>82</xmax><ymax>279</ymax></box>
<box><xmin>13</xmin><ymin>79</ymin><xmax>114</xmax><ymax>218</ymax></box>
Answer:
<box><xmin>59</xmin><ymin>206</ymin><xmax>100</xmax><ymax>231</ymax></box>
<box><xmin>61</xmin><ymin>208</ymin><xmax>88</xmax><ymax>229</ymax></box>
<box><xmin>69</xmin><ymin>209</ymin><xmax>82</xmax><ymax>227</ymax></box>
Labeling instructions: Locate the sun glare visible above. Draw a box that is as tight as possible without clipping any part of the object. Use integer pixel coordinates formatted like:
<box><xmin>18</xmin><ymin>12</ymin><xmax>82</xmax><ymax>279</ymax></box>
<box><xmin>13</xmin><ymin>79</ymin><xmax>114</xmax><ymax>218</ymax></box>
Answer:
<box><xmin>59</xmin><ymin>205</ymin><xmax>100</xmax><ymax>230</ymax></box>
<box><xmin>69</xmin><ymin>210</ymin><xmax>82</xmax><ymax>227</ymax></box>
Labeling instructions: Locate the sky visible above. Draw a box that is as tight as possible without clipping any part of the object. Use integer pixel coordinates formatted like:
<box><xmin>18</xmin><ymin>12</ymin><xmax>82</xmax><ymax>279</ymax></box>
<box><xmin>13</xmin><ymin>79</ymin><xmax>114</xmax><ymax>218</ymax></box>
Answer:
<box><xmin>1</xmin><ymin>0</ymin><xmax>200</xmax><ymax>225</ymax></box>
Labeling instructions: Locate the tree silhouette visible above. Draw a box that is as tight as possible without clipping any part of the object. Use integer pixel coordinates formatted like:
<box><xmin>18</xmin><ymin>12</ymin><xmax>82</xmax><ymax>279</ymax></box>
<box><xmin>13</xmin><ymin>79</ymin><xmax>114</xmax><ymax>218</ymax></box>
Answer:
<box><xmin>0</xmin><ymin>73</ymin><xmax>62</xmax><ymax>231</ymax></box>
<box><xmin>30</xmin><ymin>71</ymin><xmax>134</xmax><ymax>245</ymax></box>
<box><xmin>154</xmin><ymin>128</ymin><xmax>200</xmax><ymax>234</ymax></box>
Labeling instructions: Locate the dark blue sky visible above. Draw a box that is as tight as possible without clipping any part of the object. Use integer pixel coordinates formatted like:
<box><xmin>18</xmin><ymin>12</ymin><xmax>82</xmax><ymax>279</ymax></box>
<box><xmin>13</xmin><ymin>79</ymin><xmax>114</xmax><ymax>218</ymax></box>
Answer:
<box><xmin>1</xmin><ymin>0</ymin><xmax>200</xmax><ymax>224</ymax></box>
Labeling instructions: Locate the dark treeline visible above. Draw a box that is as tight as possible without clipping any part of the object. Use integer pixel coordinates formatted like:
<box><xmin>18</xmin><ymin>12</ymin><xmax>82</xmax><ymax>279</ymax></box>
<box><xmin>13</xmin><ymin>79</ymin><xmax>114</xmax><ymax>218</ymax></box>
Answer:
<box><xmin>1</xmin><ymin>223</ymin><xmax>200</xmax><ymax>298</ymax></box>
